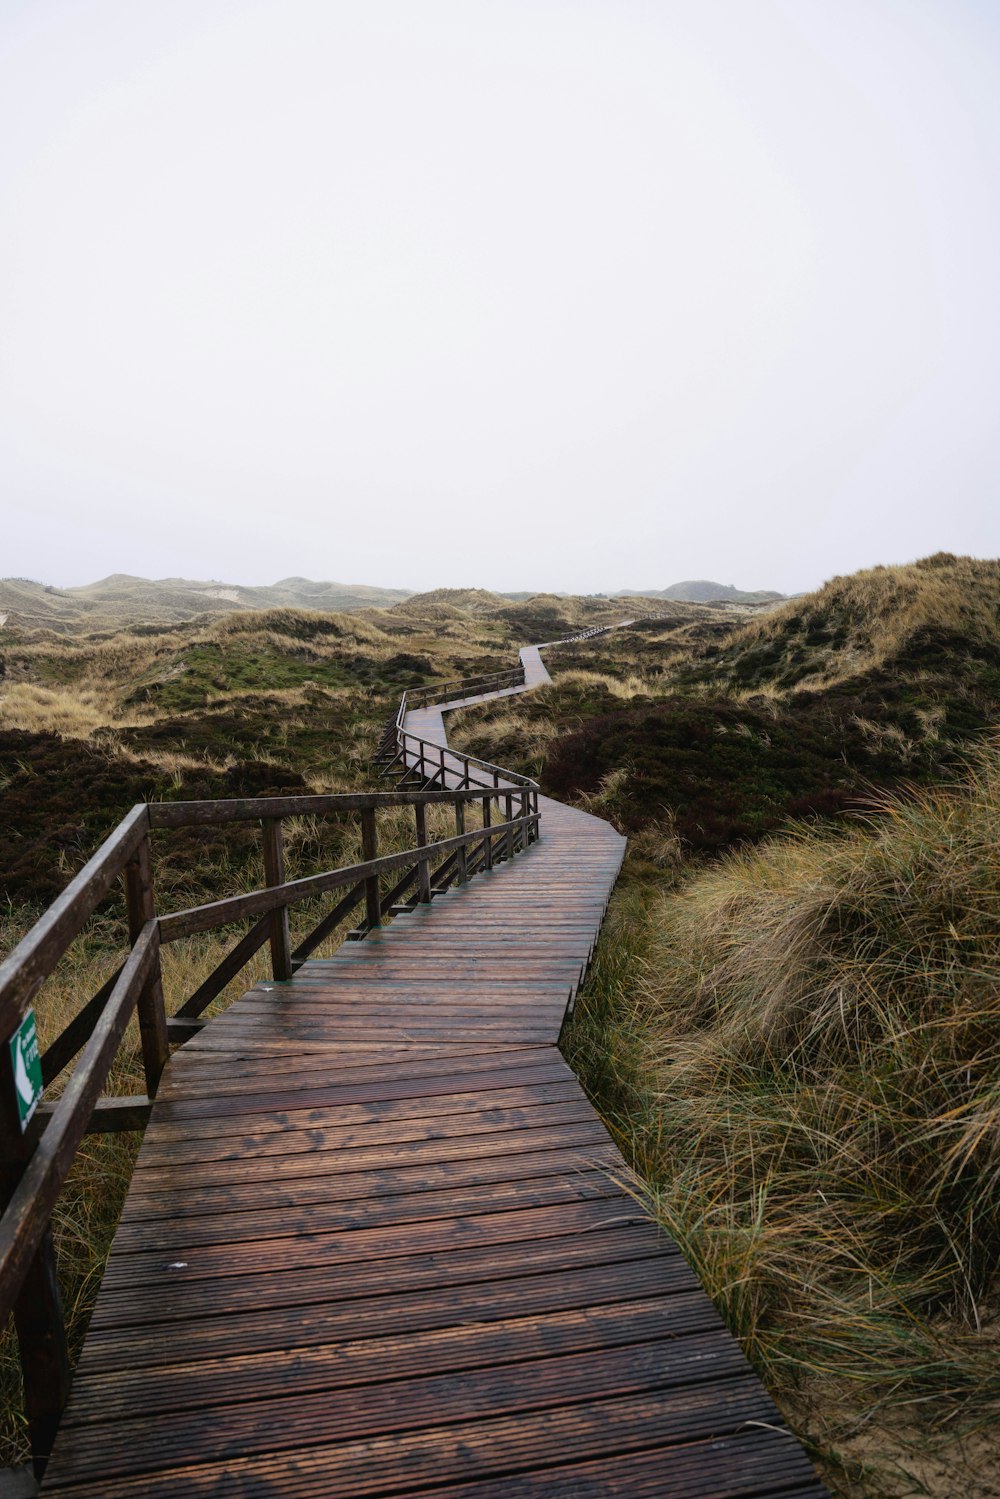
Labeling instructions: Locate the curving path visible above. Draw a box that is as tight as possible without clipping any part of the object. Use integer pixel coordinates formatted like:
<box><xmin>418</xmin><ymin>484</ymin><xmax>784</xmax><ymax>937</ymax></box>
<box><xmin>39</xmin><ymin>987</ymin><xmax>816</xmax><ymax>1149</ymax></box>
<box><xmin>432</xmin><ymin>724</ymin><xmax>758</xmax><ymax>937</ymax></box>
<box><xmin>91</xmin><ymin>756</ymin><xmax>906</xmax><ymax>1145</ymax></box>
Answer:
<box><xmin>40</xmin><ymin>635</ymin><xmax>827</xmax><ymax>1497</ymax></box>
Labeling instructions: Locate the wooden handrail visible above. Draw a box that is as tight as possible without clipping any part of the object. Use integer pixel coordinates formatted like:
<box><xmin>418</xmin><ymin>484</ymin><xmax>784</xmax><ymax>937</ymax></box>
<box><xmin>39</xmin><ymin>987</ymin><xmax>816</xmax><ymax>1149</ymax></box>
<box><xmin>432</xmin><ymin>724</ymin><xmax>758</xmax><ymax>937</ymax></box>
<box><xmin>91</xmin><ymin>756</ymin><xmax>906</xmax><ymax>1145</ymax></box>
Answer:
<box><xmin>404</xmin><ymin>665</ymin><xmax>525</xmax><ymax>710</ymax></box>
<box><xmin>393</xmin><ymin>723</ymin><xmax>539</xmax><ymax>792</ymax></box>
<box><xmin>157</xmin><ymin>811</ymin><xmax>534</xmax><ymax>941</ymax></box>
<box><xmin>147</xmin><ymin>783</ymin><xmax>529</xmax><ymax>826</ymax></box>
<box><xmin>380</xmin><ymin>688</ymin><xmax>538</xmax><ymax>796</ymax></box>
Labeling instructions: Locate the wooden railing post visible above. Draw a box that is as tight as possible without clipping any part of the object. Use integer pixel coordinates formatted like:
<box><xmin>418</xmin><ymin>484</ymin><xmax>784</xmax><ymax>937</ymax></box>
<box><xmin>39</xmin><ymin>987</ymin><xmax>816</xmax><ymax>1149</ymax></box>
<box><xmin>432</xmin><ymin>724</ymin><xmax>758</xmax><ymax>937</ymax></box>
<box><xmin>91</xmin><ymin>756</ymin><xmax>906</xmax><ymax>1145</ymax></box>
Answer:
<box><xmin>261</xmin><ymin>819</ymin><xmax>293</xmax><ymax>980</ymax></box>
<box><xmin>415</xmin><ymin>803</ymin><xmax>432</xmax><ymax>903</ymax></box>
<box><xmin>124</xmin><ymin>831</ymin><xmax>169</xmax><ymax>1094</ymax></box>
<box><xmin>505</xmin><ymin>794</ymin><xmax>514</xmax><ymax>861</ymax></box>
<box><xmin>454</xmin><ymin>801</ymin><xmax>467</xmax><ymax>885</ymax></box>
<box><xmin>439</xmin><ymin>745</ymin><xmax>447</xmax><ymax>786</ymax></box>
<box><xmin>0</xmin><ymin>1049</ymin><xmax>70</xmax><ymax>1477</ymax></box>
<box><xmin>360</xmin><ymin>807</ymin><xmax>382</xmax><ymax>929</ymax></box>
<box><xmin>482</xmin><ymin>797</ymin><xmax>492</xmax><ymax>871</ymax></box>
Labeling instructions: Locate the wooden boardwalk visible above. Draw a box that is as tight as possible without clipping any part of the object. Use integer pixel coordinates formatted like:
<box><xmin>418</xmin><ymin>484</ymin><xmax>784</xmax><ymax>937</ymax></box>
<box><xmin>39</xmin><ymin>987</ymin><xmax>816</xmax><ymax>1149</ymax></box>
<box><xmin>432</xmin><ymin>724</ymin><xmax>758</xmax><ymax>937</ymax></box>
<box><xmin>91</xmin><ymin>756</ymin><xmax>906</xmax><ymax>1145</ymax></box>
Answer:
<box><xmin>38</xmin><ymin>649</ymin><xmax>827</xmax><ymax>1496</ymax></box>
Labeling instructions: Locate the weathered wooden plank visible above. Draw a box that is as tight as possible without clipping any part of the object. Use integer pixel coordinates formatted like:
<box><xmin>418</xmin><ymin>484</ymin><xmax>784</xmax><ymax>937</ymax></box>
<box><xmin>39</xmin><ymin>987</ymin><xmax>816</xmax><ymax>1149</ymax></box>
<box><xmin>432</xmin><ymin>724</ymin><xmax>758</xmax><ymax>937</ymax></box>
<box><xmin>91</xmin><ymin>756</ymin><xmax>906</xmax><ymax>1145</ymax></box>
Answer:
<box><xmin>135</xmin><ymin>1097</ymin><xmax>601</xmax><ymax>1167</ymax></box>
<box><xmin>146</xmin><ymin>1063</ymin><xmax>578</xmax><ymax>1121</ymax></box>
<box><xmin>119</xmin><ymin>1143</ymin><xmax>621</xmax><ymax>1224</ymax></box>
<box><xmin>154</xmin><ymin>1049</ymin><xmax>578</xmax><ymax>1109</ymax></box>
<box><xmin>127</xmin><ymin>1083</ymin><xmax>591</xmax><ymax>1155</ymax></box>
<box><xmin>147</xmin><ymin>785</ymin><xmax>535</xmax><ymax>829</ymax></box>
<box><xmin>108</xmin><ymin>1168</ymin><xmax>622</xmax><ymax>1252</ymax></box>
<box><xmin>43</xmin><ymin>1390</ymin><xmax>800</xmax><ymax>1496</ymax></box>
<box><xmin>62</xmin><ymin>1291</ymin><xmax>723</xmax><ymax>1422</ymax></box>
<box><xmin>97</xmin><ymin>1197</ymin><xmax>645</xmax><ymax>1292</ymax></box>
<box><xmin>36</xmin><ymin>1096</ymin><xmax>151</xmax><ymax>1135</ymax></box>
<box><xmin>128</xmin><ymin>1120</ymin><xmax>609</xmax><ymax>1188</ymax></box>
<box><xmin>45</xmin><ymin>1339</ymin><xmax>756</xmax><ymax>1478</ymax></box>
<box><xmin>84</xmin><ymin>1223</ymin><xmax>680</xmax><ymax>1341</ymax></box>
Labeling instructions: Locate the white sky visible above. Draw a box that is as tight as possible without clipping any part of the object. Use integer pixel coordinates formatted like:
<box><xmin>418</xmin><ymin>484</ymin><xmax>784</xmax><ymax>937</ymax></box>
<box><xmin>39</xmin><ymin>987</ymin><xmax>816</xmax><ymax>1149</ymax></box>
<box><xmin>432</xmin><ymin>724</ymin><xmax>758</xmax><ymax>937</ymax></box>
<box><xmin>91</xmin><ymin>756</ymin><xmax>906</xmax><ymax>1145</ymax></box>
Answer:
<box><xmin>1</xmin><ymin>0</ymin><xmax>998</xmax><ymax>596</ymax></box>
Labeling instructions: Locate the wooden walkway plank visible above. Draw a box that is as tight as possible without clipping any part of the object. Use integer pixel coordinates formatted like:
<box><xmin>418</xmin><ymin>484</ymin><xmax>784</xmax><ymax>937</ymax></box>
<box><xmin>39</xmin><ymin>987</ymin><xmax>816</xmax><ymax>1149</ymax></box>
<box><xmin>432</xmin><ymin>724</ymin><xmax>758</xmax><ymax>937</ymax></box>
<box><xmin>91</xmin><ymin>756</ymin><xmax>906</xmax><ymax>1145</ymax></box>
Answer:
<box><xmin>39</xmin><ymin>644</ymin><xmax>827</xmax><ymax>1496</ymax></box>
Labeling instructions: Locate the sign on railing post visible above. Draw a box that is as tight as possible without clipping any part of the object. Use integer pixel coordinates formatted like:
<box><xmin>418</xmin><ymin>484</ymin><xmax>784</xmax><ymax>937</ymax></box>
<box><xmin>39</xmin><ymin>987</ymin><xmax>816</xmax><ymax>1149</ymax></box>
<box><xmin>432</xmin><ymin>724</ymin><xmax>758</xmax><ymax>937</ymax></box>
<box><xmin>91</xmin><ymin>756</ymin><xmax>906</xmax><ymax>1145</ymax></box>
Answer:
<box><xmin>8</xmin><ymin>1010</ymin><xmax>42</xmax><ymax>1131</ymax></box>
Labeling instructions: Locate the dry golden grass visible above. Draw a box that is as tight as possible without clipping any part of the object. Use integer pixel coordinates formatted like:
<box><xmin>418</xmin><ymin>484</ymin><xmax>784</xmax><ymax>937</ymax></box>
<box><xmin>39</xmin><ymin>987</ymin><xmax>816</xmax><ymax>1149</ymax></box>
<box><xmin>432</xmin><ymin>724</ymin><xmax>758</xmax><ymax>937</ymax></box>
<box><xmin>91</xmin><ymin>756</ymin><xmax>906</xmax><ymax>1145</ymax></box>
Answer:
<box><xmin>546</xmin><ymin>668</ymin><xmax>652</xmax><ymax>699</ymax></box>
<box><xmin>567</xmin><ymin>742</ymin><xmax>1000</xmax><ymax>1494</ymax></box>
<box><xmin>0</xmin><ymin>682</ymin><xmax>153</xmax><ymax>738</ymax></box>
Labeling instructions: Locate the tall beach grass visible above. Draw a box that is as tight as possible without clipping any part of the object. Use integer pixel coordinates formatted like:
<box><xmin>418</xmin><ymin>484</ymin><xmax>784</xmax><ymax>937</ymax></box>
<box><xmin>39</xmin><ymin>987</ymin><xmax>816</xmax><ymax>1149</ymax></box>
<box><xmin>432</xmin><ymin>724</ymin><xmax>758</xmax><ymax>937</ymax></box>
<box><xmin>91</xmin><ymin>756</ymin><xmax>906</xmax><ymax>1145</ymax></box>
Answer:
<box><xmin>566</xmin><ymin>744</ymin><xmax>1000</xmax><ymax>1493</ymax></box>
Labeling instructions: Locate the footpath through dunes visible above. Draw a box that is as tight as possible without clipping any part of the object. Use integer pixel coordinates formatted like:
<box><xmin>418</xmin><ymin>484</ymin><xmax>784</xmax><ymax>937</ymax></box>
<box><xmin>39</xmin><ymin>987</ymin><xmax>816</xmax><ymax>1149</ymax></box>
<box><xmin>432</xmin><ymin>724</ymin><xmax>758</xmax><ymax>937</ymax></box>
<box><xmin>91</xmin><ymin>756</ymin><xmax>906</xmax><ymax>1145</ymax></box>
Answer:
<box><xmin>34</xmin><ymin>629</ymin><xmax>829</xmax><ymax>1497</ymax></box>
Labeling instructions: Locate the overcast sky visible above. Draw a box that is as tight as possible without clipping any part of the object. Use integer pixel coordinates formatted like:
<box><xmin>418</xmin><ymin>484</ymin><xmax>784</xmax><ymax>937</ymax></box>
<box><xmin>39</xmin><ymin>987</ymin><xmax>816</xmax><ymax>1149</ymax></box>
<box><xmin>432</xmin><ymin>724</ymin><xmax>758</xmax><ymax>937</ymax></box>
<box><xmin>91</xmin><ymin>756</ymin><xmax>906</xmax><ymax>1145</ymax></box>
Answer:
<box><xmin>2</xmin><ymin>0</ymin><xmax>998</xmax><ymax>596</ymax></box>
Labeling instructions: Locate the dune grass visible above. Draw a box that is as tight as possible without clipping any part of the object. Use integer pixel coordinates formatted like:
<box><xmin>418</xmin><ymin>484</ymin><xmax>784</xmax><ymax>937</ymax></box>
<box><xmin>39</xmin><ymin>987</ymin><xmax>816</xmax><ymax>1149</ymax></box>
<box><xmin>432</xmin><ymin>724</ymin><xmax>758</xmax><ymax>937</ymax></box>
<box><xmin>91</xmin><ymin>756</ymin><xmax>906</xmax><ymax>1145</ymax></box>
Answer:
<box><xmin>565</xmin><ymin>744</ymin><xmax>1000</xmax><ymax>1495</ymax></box>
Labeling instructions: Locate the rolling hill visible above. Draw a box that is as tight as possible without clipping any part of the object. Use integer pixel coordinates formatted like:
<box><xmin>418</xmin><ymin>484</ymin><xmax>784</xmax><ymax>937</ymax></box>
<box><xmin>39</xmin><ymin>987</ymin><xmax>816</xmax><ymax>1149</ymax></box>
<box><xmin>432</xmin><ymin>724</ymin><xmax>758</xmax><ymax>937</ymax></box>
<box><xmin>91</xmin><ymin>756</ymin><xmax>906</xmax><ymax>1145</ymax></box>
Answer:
<box><xmin>615</xmin><ymin>580</ymin><xmax>785</xmax><ymax>604</ymax></box>
<box><xmin>0</xmin><ymin>574</ymin><xmax>413</xmax><ymax>633</ymax></box>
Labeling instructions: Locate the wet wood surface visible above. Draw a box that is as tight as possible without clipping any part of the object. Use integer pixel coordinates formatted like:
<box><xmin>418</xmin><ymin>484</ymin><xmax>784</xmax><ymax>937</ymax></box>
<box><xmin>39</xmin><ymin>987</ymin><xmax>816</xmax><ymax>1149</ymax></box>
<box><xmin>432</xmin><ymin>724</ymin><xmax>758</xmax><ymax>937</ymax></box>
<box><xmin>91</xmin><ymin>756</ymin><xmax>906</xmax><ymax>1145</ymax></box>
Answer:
<box><xmin>41</xmin><ymin>674</ymin><xmax>826</xmax><ymax>1497</ymax></box>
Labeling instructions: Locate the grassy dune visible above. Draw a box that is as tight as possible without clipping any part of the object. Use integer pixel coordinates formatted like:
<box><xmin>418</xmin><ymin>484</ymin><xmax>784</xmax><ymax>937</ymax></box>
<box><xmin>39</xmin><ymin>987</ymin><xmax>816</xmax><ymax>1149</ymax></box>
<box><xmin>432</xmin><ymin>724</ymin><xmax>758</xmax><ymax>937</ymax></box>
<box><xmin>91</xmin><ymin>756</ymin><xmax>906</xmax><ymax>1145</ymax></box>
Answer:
<box><xmin>699</xmin><ymin>552</ymin><xmax>1000</xmax><ymax>691</ymax></box>
<box><xmin>451</xmin><ymin>554</ymin><xmax>1000</xmax><ymax>855</ymax></box>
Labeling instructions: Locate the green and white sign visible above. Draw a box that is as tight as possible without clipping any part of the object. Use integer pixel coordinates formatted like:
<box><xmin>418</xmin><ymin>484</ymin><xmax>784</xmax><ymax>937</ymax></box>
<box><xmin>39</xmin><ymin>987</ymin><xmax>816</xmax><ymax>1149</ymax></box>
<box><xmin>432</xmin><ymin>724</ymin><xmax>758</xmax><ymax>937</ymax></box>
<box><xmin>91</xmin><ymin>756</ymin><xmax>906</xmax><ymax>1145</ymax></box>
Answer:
<box><xmin>8</xmin><ymin>1009</ymin><xmax>42</xmax><ymax>1132</ymax></box>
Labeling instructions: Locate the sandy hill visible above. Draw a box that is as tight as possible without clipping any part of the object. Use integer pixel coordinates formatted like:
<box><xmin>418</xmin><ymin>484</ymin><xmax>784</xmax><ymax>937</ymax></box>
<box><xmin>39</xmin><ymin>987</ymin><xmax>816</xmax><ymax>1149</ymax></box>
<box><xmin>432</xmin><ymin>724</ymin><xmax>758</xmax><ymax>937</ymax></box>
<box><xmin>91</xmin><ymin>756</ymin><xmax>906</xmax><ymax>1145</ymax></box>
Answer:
<box><xmin>616</xmin><ymin>580</ymin><xmax>785</xmax><ymax>604</ymax></box>
<box><xmin>0</xmin><ymin>574</ymin><xmax>412</xmax><ymax>634</ymax></box>
<box><xmin>394</xmin><ymin>588</ymin><xmax>511</xmax><ymax>615</ymax></box>
<box><xmin>691</xmin><ymin>551</ymin><xmax>1000</xmax><ymax>692</ymax></box>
